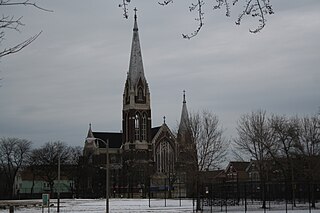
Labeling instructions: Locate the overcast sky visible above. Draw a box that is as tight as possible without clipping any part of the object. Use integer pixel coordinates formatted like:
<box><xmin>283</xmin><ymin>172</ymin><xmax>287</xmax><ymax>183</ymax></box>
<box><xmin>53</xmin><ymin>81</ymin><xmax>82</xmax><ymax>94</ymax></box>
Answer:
<box><xmin>1</xmin><ymin>1</ymin><xmax>319</xmax><ymax>154</ymax></box>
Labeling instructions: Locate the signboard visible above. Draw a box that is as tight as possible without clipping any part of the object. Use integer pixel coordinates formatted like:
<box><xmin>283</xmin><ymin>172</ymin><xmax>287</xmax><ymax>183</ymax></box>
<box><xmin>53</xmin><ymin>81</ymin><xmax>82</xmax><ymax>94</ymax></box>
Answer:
<box><xmin>42</xmin><ymin>194</ymin><xmax>50</xmax><ymax>207</ymax></box>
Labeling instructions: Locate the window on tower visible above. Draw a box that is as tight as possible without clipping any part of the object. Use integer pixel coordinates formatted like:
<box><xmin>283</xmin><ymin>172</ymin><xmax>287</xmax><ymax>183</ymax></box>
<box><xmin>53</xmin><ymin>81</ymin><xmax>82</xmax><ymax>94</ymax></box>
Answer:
<box><xmin>138</xmin><ymin>87</ymin><xmax>144</xmax><ymax>101</ymax></box>
<box><xmin>135</xmin><ymin>113</ymin><xmax>140</xmax><ymax>141</ymax></box>
<box><xmin>126</xmin><ymin>113</ymin><xmax>129</xmax><ymax>142</ymax></box>
<box><xmin>142</xmin><ymin>113</ymin><xmax>147</xmax><ymax>141</ymax></box>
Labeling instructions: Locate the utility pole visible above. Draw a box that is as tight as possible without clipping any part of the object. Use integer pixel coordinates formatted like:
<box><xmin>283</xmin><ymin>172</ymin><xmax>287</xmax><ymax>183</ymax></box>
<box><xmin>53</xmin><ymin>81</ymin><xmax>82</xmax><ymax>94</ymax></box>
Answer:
<box><xmin>57</xmin><ymin>155</ymin><xmax>60</xmax><ymax>212</ymax></box>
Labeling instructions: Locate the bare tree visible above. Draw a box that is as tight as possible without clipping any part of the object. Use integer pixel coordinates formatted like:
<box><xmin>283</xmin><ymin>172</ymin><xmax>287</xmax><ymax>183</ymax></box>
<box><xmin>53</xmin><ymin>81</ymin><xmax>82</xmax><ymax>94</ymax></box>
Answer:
<box><xmin>66</xmin><ymin>146</ymin><xmax>83</xmax><ymax>196</ymax></box>
<box><xmin>268</xmin><ymin>114</ymin><xmax>299</xmax><ymax>206</ymax></box>
<box><xmin>0</xmin><ymin>0</ymin><xmax>51</xmax><ymax>59</ymax></box>
<box><xmin>68</xmin><ymin>146</ymin><xmax>83</xmax><ymax>165</ymax></box>
<box><xmin>119</xmin><ymin>0</ymin><xmax>274</xmax><ymax>38</ymax></box>
<box><xmin>234</xmin><ymin>110</ymin><xmax>274</xmax><ymax>208</ymax></box>
<box><xmin>187</xmin><ymin>110</ymin><xmax>228</xmax><ymax>211</ymax></box>
<box><xmin>294</xmin><ymin>115</ymin><xmax>320</xmax><ymax>208</ymax></box>
<box><xmin>0</xmin><ymin>137</ymin><xmax>32</xmax><ymax>198</ymax></box>
<box><xmin>30</xmin><ymin>141</ymin><xmax>71</xmax><ymax>196</ymax></box>
<box><xmin>189</xmin><ymin>110</ymin><xmax>229</xmax><ymax>171</ymax></box>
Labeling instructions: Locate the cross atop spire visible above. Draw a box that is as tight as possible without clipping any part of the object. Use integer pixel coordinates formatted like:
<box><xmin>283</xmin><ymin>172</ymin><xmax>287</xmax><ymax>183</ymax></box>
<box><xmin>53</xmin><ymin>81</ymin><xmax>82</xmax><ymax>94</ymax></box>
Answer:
<box><xmin>163</xmin><ymin>116</ymin><xmax>166</xmax><ymax>124</ymax></box>
<box><xmin>133</xmin><ymin>8</ymin><xmax>138</xmax><ymax>32</ymax></box>
<box><xmin>183</xmin><ymin>90</ymin><xmax>186</xmax><ymax>103</ymax></box>
<box><xmin>134</xmin><ymin>7</ymin><xmax>138</xmax><ymax>20</ymax></box>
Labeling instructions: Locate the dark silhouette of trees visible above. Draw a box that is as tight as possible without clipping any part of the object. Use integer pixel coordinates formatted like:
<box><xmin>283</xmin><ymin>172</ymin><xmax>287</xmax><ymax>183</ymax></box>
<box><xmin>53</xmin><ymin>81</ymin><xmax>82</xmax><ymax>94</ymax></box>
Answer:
<box><xmin>66</xmin><ymin>146</ymin><xmax>83</xmax><ymax>196</ymax></box>
<box><xmin>0</xmin><ymin>137</ymin><xmax>32</xmax><ymax>198</ymax></box>
<box><xmin>234</xmin><ymin>110</ymin><xmax>274</xmax><ymax>208</ymax></box>
<box><xmin>29</xmin><ymin>141</ymin><xmax>73</xmax><ymax>196</ymax></box>
<box><xmin>188</xmin><ymin>110</ymin><xmax>229</xmax><ymax>210</ymax></box>
<box><xmin>294</xmin><ymin>115</ymin><xmax>320</xmax><ymax>208</ymax></box>
<box><xmin>235</xmin><ymin>110</ymin><xmax>320</xmax><ymax>209</ymax></box>
<box><xmin>190</xmin><ymin>110</ymin><xmax>229</xmax><ymax>171</ymax></box>
<box><xmin>267</xmin><ymin>115</ymin><xmax>299</xmax><ymax>206</ymax></box>
<box><xmin>118</xmin><ymin>0</ymin><xmax>274</xmax><ymax>38</ymax></box>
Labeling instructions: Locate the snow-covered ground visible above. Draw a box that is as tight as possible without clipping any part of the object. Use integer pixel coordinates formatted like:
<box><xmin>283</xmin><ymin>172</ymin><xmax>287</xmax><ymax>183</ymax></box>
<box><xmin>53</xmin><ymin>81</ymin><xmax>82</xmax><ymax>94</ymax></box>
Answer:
<box><xmin>1</xmin><ymin>199</ymin><xmax>320</xmax><ymax>213</ymax></box>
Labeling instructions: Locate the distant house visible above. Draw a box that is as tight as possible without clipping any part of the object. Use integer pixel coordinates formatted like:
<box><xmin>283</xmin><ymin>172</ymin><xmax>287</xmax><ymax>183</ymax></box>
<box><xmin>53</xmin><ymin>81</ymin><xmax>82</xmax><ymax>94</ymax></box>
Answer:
<box><xmin>198</xmin><ymin>169</ymin><xmax>226</xmax><ymax>196</ymax></box>
<box><xmin>15</xmin><ymin>167</ymin><xmax>75</xmax><ymax>199</ymax></box>
<box><xmin>225</xmin><ymin>161</ymin><xmax>250</xmax><ymax>183</ymax></box>
<box><xmin>200</xmin><ymin>170</ymin><xmax>226</xmax><ymax>185</ymax></box>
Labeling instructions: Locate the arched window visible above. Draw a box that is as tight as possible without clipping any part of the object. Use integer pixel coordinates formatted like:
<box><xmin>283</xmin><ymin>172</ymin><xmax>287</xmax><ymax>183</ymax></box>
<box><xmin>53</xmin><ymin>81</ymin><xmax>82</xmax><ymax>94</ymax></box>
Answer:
<box><xmin>126</xmin><ymin>113</ymin><xmax>129</xmax><ymax>142</ymax></box>
<box><xmin>155</xmin><ymin>141</ymin><xmax>174</xmax><ymax>174</ymax></box>
<box><xmin>138</xmin><ymin>87</ymin><xmax>144</xmax><ymax>101</ymax></box>
<box><xmin>135</xmin><ymin>113</ymin><xmax>140</xmax><ymax>141</ymax></box>
<box><xmin>142</xmin><ymin>114</ymin><xmax>147</xmax><ymax>141</ymax></box>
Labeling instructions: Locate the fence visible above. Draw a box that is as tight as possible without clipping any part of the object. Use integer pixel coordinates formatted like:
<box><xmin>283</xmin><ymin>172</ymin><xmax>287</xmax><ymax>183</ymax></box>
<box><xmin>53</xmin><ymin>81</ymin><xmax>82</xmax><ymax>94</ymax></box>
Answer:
<box><xmin>198</xmin><ymin>181</ymin><xmax>320</xmax><ymax>212</ymax></box>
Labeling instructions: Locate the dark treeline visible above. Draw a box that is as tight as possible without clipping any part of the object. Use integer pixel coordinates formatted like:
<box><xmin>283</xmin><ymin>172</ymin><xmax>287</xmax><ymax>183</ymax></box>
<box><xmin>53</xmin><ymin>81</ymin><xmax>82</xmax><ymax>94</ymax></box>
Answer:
<box><xmin>232</xmin><ymin>110</ymin><xmax>320</xmax><ymax>208</ymax></box>
<box><xmin>0</xmin><ymin>109</ymin><xmax>319</xmax><ymax>202</ymax></box>
<box><xmin>0</xmin><ymin>140</ymin><xmax>82</xmax><ymax>199</ymax></box>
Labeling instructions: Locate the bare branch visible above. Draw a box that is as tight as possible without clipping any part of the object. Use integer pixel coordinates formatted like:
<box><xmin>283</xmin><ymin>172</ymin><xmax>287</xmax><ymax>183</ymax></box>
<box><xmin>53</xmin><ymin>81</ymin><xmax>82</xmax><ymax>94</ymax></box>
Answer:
<box><xmin>0</xmin><ymin>31</ymin><xmax>41</xmax><ymax>58</ymax></box>
<box><xmin>0</xmin><ymin>15</ymin><xmax>24</xmax><ymax>32</ymax></box>
<box><xmin>158</xmin><ymin>0</ymin><xmax>173</xmax><ymax>6</ymax></box>
<box><xmin>117</xmin><ymin>0</ymin><xmax>273</xmax><ymax>37</ymax></box>
<box><xmin>213</xmin><ymin>0</ymin><xmax>230</xmax><ymax>17</ymax></box>
<box><xmin>235</xmin><ymin>0</ymin><xmax>274</xmax><ymax>33</ymax></box>
<box><xmin>118</xmin><ymin>0</ymin><xmax>130</xmax><ymax>19</ymax></box>
<box><xmin>0</xmin><ymin>0</ymin><xmax>53</xmax><ymax>12</ymax></box>
<box><xmin>0</xmin><ymin>0</ymin><xmax>51</xmax><ymax>60</ymax></box>
<box><xmin>182</xmin><ymin>0</ymin><xmax>205</xmax><ymax>39</ymax></box>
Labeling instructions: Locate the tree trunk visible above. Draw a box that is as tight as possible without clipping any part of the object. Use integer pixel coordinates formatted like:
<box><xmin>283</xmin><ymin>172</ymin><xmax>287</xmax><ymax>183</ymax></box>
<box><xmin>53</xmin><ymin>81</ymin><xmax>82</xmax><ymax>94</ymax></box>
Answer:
<box><xmin>50</xmin><ymin>182</ymin><xmax>55</xmax><ymax>198</ymax></box>
<box><xmin>196</xmin><ymin>173</ymin><xmax>201</xmax><ymax>211</ymax></box>
<box><xmin>31</xmin><ymin>170</ymin><xmax>35</xmax><ymax>196</ymax></box>
<box><xmin>8</xmin><ymin>178</ymin><xmax>15</xmax><ymax>199</ymax></box>
<box><xmin>261</xmin><ymin>180</ymin><xmax>266</xmax><ymax>209</ymax></box>
<box><xmin>311</xmin><ymin>183</ymin><xmax>316</xmax><ymax>208</ymax></box>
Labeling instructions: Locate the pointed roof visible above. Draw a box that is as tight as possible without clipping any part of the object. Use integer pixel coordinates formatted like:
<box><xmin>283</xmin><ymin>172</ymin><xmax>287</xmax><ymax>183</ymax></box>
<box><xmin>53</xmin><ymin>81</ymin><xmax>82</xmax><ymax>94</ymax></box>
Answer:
<box><xmin>91</xmin><ymin>132</ymin><xmax>122</xmax><ymax>149</ymax></box>
<box><xmin>86</xmin><ymin>123</ymin><xmax>94</xmax><ymax>138</ymax></box>
<box><xmin>127</xmin><ymin>8</ymin><xmax>146</xmax><ymax>87</ymax></box>
<box><xmin>85</xmin><ymin>123</ymin><xmax>122</xmax><ymax>149</ymax></box>
<box><xmin>226</xmin><ymin>161</ymin><xmax>250</xmax><ymax>173</ymax></box>
<box><xmin>178</xmin><ymin>90</ymin><xmax>190</xmax><ymax>133</ymax></box>
<box><xmin>151</xmin><ymin>123</ymin><xmax>176</xmax><ymax>146</ymax></box>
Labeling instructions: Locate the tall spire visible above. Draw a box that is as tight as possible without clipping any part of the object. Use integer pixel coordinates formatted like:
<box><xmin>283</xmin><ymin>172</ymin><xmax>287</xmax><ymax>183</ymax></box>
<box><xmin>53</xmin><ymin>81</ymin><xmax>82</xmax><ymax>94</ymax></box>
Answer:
<box><xmin>86</xmin><ymin>123</ymin><xmax>94</xmax><ymax>138</ymax></box>
<box><xmin>128</xmin><ymin>7</ymin><xmax>145</xmax><ymax>87</ymax></box>
<box><xmin>179</xmin><ymin>90</ymin><xmax>190</xmax><ymax>133</ymax></box>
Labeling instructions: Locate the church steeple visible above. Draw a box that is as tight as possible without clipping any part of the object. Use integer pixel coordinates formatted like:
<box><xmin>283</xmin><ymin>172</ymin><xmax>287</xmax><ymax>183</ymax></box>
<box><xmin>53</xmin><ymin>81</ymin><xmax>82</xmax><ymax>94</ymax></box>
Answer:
<box><xmin>122</xmin><ymin>9</ymin><xmax>152</xmax><ymax>148</ymax></box>
<box><xmin>178</xmin><ymin>90</ymin><xmax>190</xmax><ymax>133</ymax></box>
<box><xmin>123</xmin><ymin>8</ymin><xmax>150</xmax><ymax>109</ymax></box>
<box><xmin>87</xmin><ymin>123</ymin><xmax>94</xmax><ymax>138</ymax></box>
<box><xmin>127</xmin><ymin>7</ymin><xmax>146</xmax><ymax>88</ymax></box>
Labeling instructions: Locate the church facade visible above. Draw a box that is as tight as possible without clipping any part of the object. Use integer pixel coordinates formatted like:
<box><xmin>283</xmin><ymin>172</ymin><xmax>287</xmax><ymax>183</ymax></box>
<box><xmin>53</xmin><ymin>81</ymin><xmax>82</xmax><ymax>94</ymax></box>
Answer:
<box><xmin>79</xmin><ymin>12</ymin><xmax>197</xmax><ymax>198</ymax></box>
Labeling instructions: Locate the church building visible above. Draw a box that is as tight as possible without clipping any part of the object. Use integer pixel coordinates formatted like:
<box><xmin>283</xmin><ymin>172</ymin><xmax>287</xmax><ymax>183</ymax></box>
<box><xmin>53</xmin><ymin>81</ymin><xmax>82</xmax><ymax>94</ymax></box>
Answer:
<box><xmin>80</xmin><ymin>11</ymin><xmax>198</xmax><ymax>198</ymax></box>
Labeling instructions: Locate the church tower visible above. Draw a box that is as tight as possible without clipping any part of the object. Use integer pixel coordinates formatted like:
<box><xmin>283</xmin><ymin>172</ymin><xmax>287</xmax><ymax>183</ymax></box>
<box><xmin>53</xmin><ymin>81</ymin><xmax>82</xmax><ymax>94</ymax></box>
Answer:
<box><xmin>176</xmin><ymin>91</ymin><xmax>198</xmax><ymax>197</ymax></box>
<box><xmin>122</xmin><ymin>9</ymin><xmax>152</xmax><ymax>196</ymax></box>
